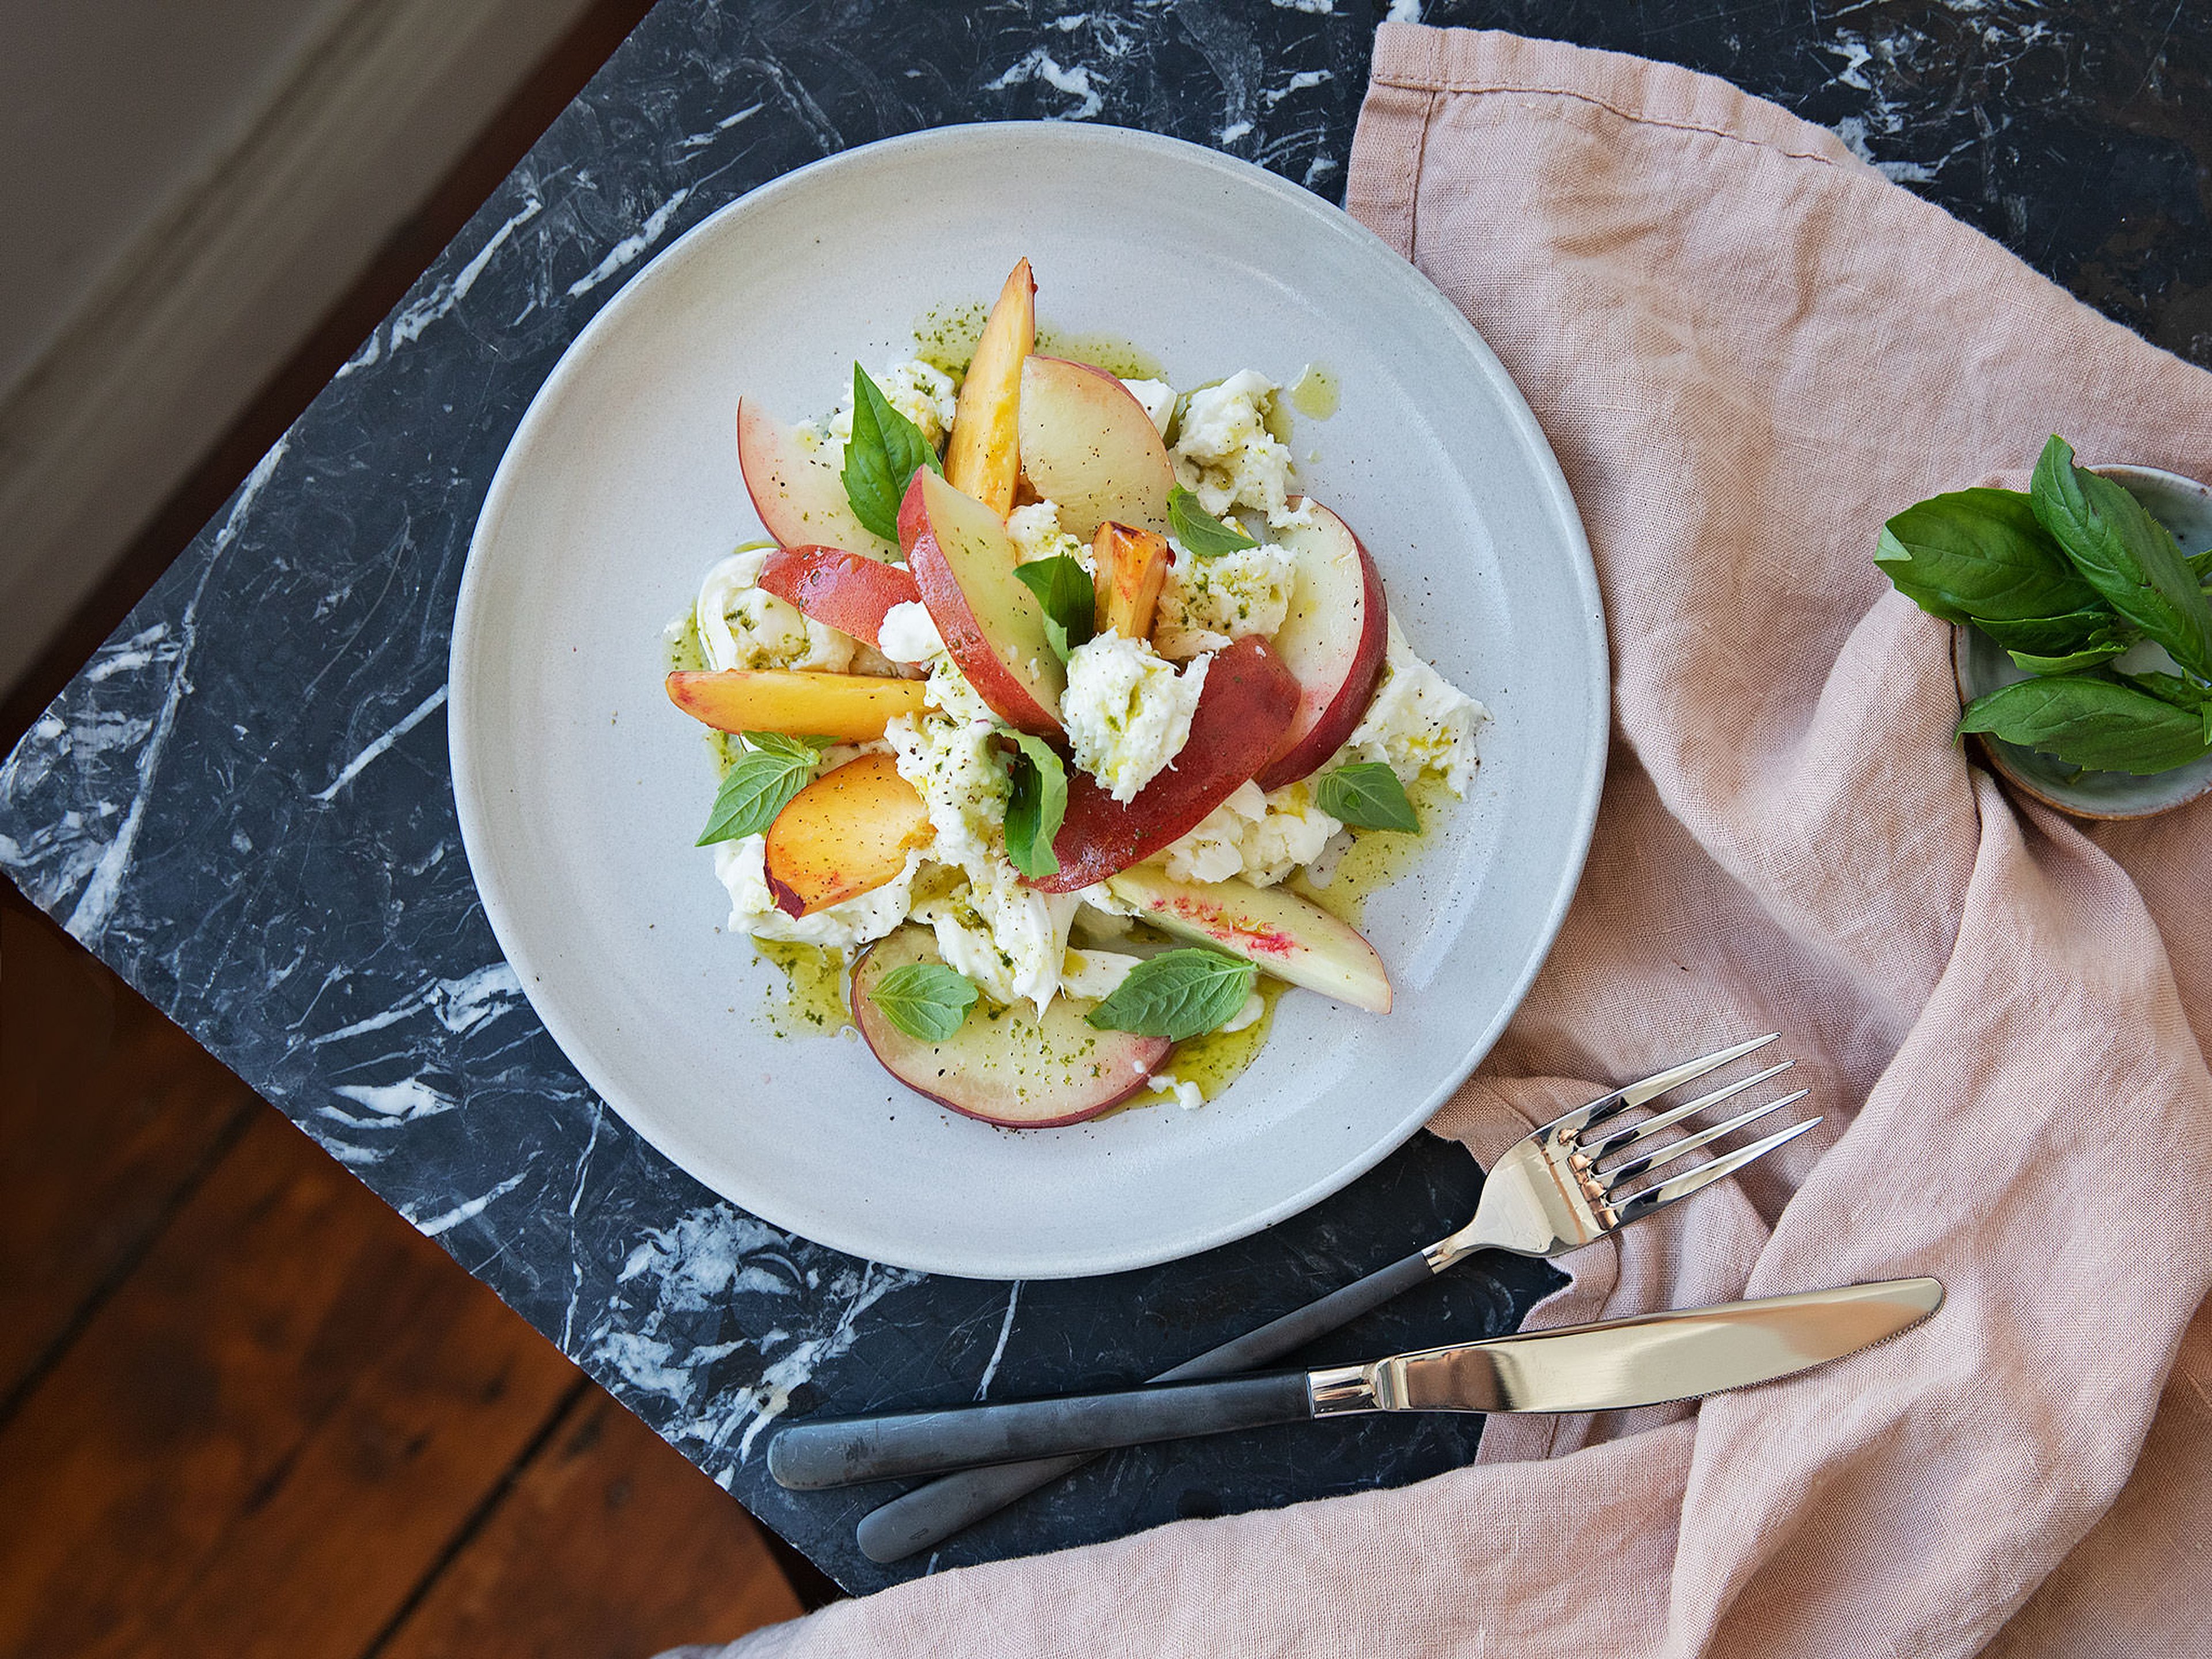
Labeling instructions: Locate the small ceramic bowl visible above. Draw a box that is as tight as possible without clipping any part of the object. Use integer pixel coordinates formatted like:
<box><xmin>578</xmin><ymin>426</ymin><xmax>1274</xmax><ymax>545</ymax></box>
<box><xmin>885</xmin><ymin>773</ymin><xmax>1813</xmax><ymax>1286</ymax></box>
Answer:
<box><xmin>1951</xmin><ymin>463</ymin><xmax>2212</xmax><ymax>820</ymax></box>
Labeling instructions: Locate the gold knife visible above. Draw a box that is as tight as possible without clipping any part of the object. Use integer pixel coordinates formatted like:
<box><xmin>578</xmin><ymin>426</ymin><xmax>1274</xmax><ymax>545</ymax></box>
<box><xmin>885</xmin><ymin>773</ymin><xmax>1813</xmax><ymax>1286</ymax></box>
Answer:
<box><xmin>768</xmin><ymin>1278</ymin><xmax>1943</xmax><ymax>1491</ymax></box>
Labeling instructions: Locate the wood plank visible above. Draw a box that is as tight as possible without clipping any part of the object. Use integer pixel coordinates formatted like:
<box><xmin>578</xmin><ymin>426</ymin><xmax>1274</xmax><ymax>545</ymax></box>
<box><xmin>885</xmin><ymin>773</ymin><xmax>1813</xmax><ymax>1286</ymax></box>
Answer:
<box><xmin>378</xmin><ymin>1390</ymin><xmax>805</xmax><ymax>1659</ymax></box>
<box><xmin>0</xmin><ymin>887</ymin><xmax>258</xmax><ymax>1407</ymax></box>
<box><xmin>0</xmin><ymin>1104</ymin><xmax>581</xmax><ymax>1659</ymax></box>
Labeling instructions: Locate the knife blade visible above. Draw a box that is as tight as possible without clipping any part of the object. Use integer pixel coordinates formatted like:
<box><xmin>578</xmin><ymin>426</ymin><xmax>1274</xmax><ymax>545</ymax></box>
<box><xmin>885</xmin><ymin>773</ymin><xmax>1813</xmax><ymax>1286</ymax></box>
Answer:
<box><xmin>767</xmin><ymin>1277</ymin><xmax>1942</xmax><ymax>1491</ymax></box>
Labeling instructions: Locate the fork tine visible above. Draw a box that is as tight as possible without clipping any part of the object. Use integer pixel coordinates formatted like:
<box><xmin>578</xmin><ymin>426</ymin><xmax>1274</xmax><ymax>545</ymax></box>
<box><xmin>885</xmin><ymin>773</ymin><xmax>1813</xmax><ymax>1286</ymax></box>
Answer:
<box><xmin>1580</xmin><ymin>1060</ymin><xmax>1797</xmax><ymax>1162</ymax></box>
<box><xmin>1545</xmin><ymin>1032</ymin><xmax>1779</xmax><ymax>1136</ymax></box>
<box><xmin>1594</xmin><ymin>1088</ymin><xmax>1810</xmax><ymax>1190</ymax></box>
<box><xmin>1608</xmin><ymin>1115</ymin><xmax>1822</xmax><ymax>1228</ymax></box>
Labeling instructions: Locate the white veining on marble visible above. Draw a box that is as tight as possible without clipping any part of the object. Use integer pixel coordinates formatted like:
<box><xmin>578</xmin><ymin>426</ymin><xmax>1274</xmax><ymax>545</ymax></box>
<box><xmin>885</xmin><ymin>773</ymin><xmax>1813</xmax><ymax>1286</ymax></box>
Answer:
<box><xmin>325</xmin><ymin>1076</ymin><xmax>461</xmax><ymax>1125</ymax></box>
<box><xmin>391</xmin><ymin>199</ymin><xmax>546</xmax><ymax>349</ymax></box>
<box><xmin>310</xmin><ymin>683</ymin><xmax>449</xmax><ymax>802</ymax></box>
<box><xmin>566</xmin><ymin>185</ymin><xmax>696</xmax><ymax>298</ymax></box>
<box><xmin>679</xmin><ymin>101</ymin><xmax>767</xmax><ymax>150</ymax></box>
<box><xmin>305</xmin><ymin>960</ymin><xmax>524</xmax><ymax>1047</ymax></box>
<box><xmin>62</xmin><ymin>439</ymin><xmax>287</xmax><ymax>944</ymax></box>
<box><xmin>975</xmin><ymin>1281</ymin><xmax>1023</xmax><ymax>1400</ymax></box>
<box><xmin>589</xmin><ymin>1202</ymin><xmax>926</xmax><ymax>1464</ymax></box>
<box><xmin>986</xmin><ymin>48</ymin><xmax>1105</xmax><ymax>120</ymax></box>
<box><xmin>411</xmin><ymin>1167</ymin><xmax>533</xmax><ymax>1237</ymax></box>
<box><xmin>1384</xmin><ymin>0</ymin><xmax>1422</xmax><ymax>21</ymax></box>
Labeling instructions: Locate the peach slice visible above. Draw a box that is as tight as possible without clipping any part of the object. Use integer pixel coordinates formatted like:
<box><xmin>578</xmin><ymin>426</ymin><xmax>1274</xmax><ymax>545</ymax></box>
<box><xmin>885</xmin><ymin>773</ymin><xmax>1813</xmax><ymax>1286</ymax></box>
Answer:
<box><xmin>1017</xmin><ymin>357</ymin><xmax>1176</xmax><ymax>542</ymax></box>
<box><xmin>1092</xmin><ymin>521</ymin><xmax>1170</xmax><ymax>638</ymax></box>
<box><xmin>735</xmin><ymin>398</ymin><xmax>900</xmax><ymax>560</ymax></box>
<box><xmin>1253</xmin><ymin>498</ymin><xmax>1389</xmax><ymax>791</ymax></box>
<box><xmin>942</xmin><ymin>259</ymin><xmax>1035</xmax><ymax>516</ymax></box>
<box><xmin>1103</xmin><ymin>866</ymin><xmax>1392</xmax><ymax>1014</ymax></box>
<box><xmin>665</xmin><ymin>669</ymin><xmax>926</xmax><ymax>742</ymax></box>
<box><xmin>1028</xmin><ymin>636</ymin><xmax>1298</xmax><ymax>893</ymax></box>
<box><xmin>756</xmin><ymin>546</ymin><xmax>921</xmax><ymax>648</ymax></box>
<box><xmin>852</xmin><ymin>926</ymin><xmax>1171</xmax><ymax>1127</ymax></box>
<box><xmin>908</xmin><ymin>469</ymin><xmax>1066</xmax><ymax>736</ymax></box>
<box><xmin>763</xmin><ymin>753</ymin><xmax>931</xmax><ymax>917</ymax></box>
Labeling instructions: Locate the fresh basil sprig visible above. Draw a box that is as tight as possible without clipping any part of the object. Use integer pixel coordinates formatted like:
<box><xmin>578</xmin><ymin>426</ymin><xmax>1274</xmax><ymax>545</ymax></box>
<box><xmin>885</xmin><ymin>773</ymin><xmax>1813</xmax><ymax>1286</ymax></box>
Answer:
<box><xmin>841</xmin><ymin>365</ymin><xmax>942</xmax><ymax>542</ymax></box>
<box><xmin>1876</xmin><ymin>437</ymin><xmax>2212</xmax><ymax>777</ymax></box>
<box><xmin>1316</xmin><ymin>761</ymin><xmax>1419</xmax><ymax>832</ymax></box>
<box><xmin>1000</xmin><ymin>733</ymin><xmax>1069</xmax><ymax>878</ymax></box>
<box><xmin>2029</xmin><ymin>435</ymin><xmax>2212</xmax><ymax>681</ymax></box>
<box><xmin>696</xmin><ymin>733</ymin><xmax>827</xmax><ymax>845</ymax></box>
<box><xmin>1167</xmin><ymin>484</ymin><xmax>1258</xmax><ymax>557</ymax></box>
<box><xmin>1086</xmin><ymin>947</ymin><xmax>1256</xmax><ymax>1040</ymax></box>
<box><xmin>1956</xmin><ymin>675</ymin><xmax>2212</xmax><ymax>775</ymax></box>
<box><xmin>1012</xmin><ymin>555</ymin><xmax>1096</xmax><ymax>663</ymax></box>
<box><xmin>868</xmin><ymin>961</ymin><xmax>980</xmax><ymax>1042</ymax></box>
<box><xmin>1873</xmin><ymin>487</ymin><xmax>2099</xmax><ymax>627</ymax></box>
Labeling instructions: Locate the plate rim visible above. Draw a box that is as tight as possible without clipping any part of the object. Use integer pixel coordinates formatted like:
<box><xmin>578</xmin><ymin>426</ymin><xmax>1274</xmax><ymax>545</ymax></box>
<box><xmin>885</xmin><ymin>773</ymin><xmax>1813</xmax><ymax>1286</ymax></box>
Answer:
<box><xmin>449</xmin><ymin>119</ymin><xmax>1610</xmax><ymax>1278</ymax></box>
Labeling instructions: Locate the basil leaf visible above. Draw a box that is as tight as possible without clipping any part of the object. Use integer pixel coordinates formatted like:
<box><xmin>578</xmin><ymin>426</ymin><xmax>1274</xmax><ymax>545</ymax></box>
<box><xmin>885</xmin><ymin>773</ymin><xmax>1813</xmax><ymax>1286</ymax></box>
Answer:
<box><xmin>2189</xmin><ymin>545</ymin><xmax>2212</xmax><ymax>584</ymax></box>
<box><xmin>841</xmin><ymin>364</ymin><xmax>943</xmax><ymax>543</ymax></box>
<box><xmin>1957</xmin><ymin>675</ymin><xmax>2212</xmax><ymax>775</ymax></box>
<box><xmin>695</xmin><ymin>732</ymin><xmax>825</xmax><ymax>844</ymax></box>
<box><xmin>1873</xmin><ymin>488</ymin><xmax>2099</xmax><ymax>624</ymax></box>
<box><xmin>1001</xmin><ymin>732</ymin><xmax>1069</xmax><ymax>879</ymax></box>
<box><xmin>2008</xmin><ymin>640</ymin><xmax>2130</xmax><ymax>675</ymax></box>
<box><xmin>2030</xmin><ymin>435</ymin><xmax>2212</xmax><ymax>680</ymax></box>
<box><xmin>868</xmin><ymin>961</ymin><xmax>979</xmax><ymax>1042</ymax></box>
<box><xmin>2122</xmin><ymin>670</ymin><xmax>2212</xmax><ymax>713</ymax></box>
<box><xmin>1086</xmin><ymin>948</ymin><xmax>1257</xmax><ymax>1040</ymax></box>
<box><xmin>1316</xmin><ymin>760</ymin><xmax>1419</xmax><ymax>832</ymax></box>
<box><xmin>1971</xmin><ymin>608</ymin><xmax>2127</xmax><ymax>657</ymax></box>
<box><xmin>1167</xmin><ymin>484</ymin><xmax>1258</xmax><ymax>557</ymax></box>
<box><xmin>1012</xmin><ymin>555</ymin><xmax>1096</xmax><ymax>663</ymax></box>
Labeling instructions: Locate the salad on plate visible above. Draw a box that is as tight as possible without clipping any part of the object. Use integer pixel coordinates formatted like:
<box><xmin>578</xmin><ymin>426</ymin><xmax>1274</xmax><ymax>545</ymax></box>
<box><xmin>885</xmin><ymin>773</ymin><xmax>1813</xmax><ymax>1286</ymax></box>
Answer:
<box><xmin>664</xmin><ymin>259</ymin><xmax>1487</xmax><ymax>1126</ymax></box>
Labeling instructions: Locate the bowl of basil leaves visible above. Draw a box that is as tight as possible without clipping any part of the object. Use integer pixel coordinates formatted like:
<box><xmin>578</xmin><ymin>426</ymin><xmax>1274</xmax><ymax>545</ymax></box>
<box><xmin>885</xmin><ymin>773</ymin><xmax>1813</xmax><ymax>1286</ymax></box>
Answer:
<box><xmin>1877</xmin><ymin>436</ymin><xmax>2212</xmax><ymax>819</ymax></box>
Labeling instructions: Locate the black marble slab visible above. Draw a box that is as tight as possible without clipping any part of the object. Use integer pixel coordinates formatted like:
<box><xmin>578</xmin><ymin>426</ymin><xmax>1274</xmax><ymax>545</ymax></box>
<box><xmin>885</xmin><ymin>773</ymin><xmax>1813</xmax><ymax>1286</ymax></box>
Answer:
<box><xmin>4</xmin><ymin>0</ymin><xmax>2206</xmax><ymax>1599</ymax></box>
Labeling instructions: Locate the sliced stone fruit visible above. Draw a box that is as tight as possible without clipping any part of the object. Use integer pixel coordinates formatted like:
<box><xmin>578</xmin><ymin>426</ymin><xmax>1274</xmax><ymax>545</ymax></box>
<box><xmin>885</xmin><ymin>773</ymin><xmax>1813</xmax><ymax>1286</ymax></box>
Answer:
<box><xmin>763</xmin><ymin>753</ymin><xmax>931</xmax><ymax>917</ymax></box>
<box><xmin>852</xmin><ymin>926</ymin><xmax>1171</xmax><ymax>1127</ymax></box>
<box><xmin>1103</xmin><ymin>866</ymin><xmax>1391</xmax><ymax>1014</ymax></box>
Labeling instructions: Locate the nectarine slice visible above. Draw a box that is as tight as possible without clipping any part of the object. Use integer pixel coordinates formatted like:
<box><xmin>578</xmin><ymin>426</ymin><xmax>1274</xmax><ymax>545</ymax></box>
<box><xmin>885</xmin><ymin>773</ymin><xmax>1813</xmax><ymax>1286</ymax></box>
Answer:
<box><xmin>1028</xmin><ymin>635</ymin><xmax>1298</xmax><ymax>893</ymax></box>
<box><xmin>665</xmin><ymin>669</ymin><xmax>926</xmax><ymax>742</ymax></box>
<box><xmin>1254</xmin><ymin>498</ymin><xmax>1389</xmax><ymax>791</ymax></box>
<box><xmin>909</xmin><ymin>469</ymin><xmax>1066</xmax><ymax>736</ymax></box>
<box><xmin>1091</xmin><ymin>521</ymin><xmax>1170</xmax><ymax>639</ymax></box>
<box><xmin>736</xmin><ymin>398</ymin><xmax>899</xmax><ymax>560</ymax></box>
<box><xmin>852</xmin><ymin>926</ymin><xmax>1171</xmax><ymax>1127</ymax></box>
<box><xmin>943</xmin><ymin>259</ymin><xmax>1034</xmax><ymax>516</ymax></box>
<box><xmin>763</xmin><ymin>753</ymin><xmax>931</xmax><ymax>917</ymax></box>
<box><xmin>1017</xmin><ymin>357</ymin><xmax>1176</xmax><ymax>541</ymax></box>
<box><xmin>756</xmin><ymin>546</ymin><xmax>922</xmax><ymax>648</ymax></box>
<box><xmin>1103</xmin><ymin>866</ymin><xmax>1391</xmax><ymax>1013</ymax></box>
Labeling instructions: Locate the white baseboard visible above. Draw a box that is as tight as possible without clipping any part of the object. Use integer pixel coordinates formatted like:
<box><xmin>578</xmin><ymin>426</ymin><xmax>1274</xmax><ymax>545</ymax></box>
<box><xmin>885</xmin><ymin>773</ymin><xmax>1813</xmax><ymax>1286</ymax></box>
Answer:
<box><xmin>0</xmin><ymin>0</ymin><xmax>596</xmax><ymax>699</ymax></box>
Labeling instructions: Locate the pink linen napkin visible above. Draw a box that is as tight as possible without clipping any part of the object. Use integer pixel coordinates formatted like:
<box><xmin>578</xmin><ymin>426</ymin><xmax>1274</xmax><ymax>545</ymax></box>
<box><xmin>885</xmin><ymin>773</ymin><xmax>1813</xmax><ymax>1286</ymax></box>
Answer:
<box><xmin>702</xmin><ymin>26</ymin><xmax>2212</xmax><ymax>1656</ymax></box>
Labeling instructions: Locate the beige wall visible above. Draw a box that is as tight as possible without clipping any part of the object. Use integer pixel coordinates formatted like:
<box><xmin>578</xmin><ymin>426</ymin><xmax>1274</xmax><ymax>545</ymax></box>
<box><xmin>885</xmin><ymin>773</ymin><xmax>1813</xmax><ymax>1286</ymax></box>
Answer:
<box><xmin>0</xmin><ymin>0</ymin><xmax>595</xmax><ymax>700</ymax></box>
<box><xmin>0</xmin><ymin>0</ymin><xmax>357</xmax><ymax>401</ymax></box>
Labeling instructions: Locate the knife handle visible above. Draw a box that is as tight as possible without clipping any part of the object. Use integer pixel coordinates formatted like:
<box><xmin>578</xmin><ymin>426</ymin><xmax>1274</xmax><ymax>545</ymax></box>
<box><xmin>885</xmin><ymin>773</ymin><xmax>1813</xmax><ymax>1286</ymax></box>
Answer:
<box><xmin>768</xmin><ymin>1369</ymin><xmax>1315</xmax><ymax>1491</ymax></box>
<box><xmin>853</xmin><ymin>1247</ymin><xmax>1435</xmax><ymax>1561</ymax></box>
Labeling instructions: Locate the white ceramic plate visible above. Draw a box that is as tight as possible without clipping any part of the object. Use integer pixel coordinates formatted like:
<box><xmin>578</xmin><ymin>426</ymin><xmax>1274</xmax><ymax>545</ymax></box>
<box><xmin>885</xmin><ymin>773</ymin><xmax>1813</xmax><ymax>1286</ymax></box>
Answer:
<box><xmin>450</xmin><ymin>123</ymin><xmax>1607</xmax><ymax>1279</ymax></box>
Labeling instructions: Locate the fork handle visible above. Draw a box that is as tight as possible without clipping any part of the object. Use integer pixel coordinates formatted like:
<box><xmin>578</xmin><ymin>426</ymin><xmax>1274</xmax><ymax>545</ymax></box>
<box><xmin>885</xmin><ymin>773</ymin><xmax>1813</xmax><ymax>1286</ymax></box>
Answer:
<box><xmin>769</xmin><ymin>1370</ymin><xmax>1316</xmax><ymax>1490</ymax></box>
<box><xmin>852</xmin><ymin>1247</ymin><xmax>1437</xmax><ymax>1560</ymax></box>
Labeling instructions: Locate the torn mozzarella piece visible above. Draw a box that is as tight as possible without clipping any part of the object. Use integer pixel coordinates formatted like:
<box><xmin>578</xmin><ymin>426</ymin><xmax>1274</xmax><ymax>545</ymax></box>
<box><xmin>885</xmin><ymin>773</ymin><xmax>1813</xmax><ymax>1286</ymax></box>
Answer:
<box><xmin>714</xmin><ymin>836</ymin><xmax>916</xmax><ymax>950</ymax></box>
<box><xmin>1338</xmin><ymin>616</ymin><xmax>1488</xmax><ymax>794</ymax></box>
<box><xmin>1006</xmin><ymin>500</ymin><xmax>1090</xmax><ymax>571</ymax></box>
<box><xmin>1060</xmin><ymin>634</ymin><xmax>1208</xmax><ymax>803</ymax></box>
<box><xmin>1169</xmin><ymin>370</ymin><xmax>1310</xmax><ymax>529</ymax></box>
<box><xmin>1120</xmin><ymin>377</ymin><xmax>1177</xmax><ymax>436</ymax></box>
<box><xmin>1158</xmin><ymin>779</ymin><xmax>1341</xmax><ymax>887</ymax></box>
<box><xmin>875</xmin><ymin>599</ymin><xmax>945</xmax><ymax>665</ymax></box>
<box><xmin>1152</xmin><ymin>540</ymin><xmax>1296</xmax><ymax>661</ymax></box>
<box><xmin>696</xmin><ymin>545</ymin><xmax>857</xmax><ymax>673</ymax></box>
